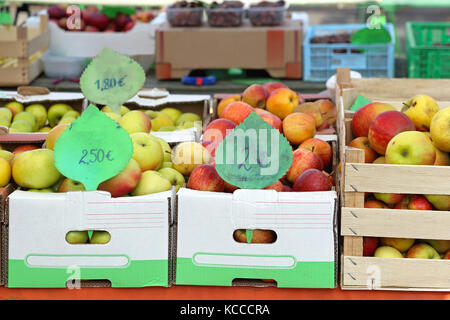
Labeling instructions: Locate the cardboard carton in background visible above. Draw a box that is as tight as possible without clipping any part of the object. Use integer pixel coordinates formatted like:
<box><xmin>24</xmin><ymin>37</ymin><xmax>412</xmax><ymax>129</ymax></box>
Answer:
<box><xmin>6</xmin><ymin>190</ymin><xmax>173</xmax><ymax>288</ymax></box>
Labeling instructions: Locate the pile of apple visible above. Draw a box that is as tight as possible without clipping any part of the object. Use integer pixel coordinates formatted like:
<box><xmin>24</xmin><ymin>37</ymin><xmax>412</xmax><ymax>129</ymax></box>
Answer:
<box><xmin>47</xmin><ymin>4</ymin><xmax>155</xmax><ymax>32</ymax></box>
<box><xmin>346</xmin><ymin>95</ymin><xmax>450</xmax><ymax>260</ymax></box>
<box><xmin>0</xmin><ymin>101</ymin><xmax>80</xmax><ymax>133</ymax></box>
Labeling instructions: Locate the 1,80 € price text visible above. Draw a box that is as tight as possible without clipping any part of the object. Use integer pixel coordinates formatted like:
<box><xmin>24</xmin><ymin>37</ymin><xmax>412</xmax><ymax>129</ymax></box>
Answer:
<box><xmin>94</xmin><ymin>76</ymin><xmax>126</xmax><ymax>91</ymax></box>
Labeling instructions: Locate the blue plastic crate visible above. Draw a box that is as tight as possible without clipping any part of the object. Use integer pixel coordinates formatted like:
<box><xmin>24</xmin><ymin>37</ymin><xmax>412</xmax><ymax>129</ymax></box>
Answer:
<box><xmin>303</xmin><ymin>24</ymin><xmax>395</xmax><ymax>82</ymax></box>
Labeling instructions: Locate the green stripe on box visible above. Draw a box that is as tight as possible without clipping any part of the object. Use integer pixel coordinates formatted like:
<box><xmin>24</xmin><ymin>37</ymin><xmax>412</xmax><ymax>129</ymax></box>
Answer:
<box><xmin>8</xmin><ymin>259</ymin><xmax>169</xmax><ymax>288</ymax></box>
<box><xmin>175</xmin><ymin>257</ymin><xmax>335</xmax><ymax>288</ymax></box>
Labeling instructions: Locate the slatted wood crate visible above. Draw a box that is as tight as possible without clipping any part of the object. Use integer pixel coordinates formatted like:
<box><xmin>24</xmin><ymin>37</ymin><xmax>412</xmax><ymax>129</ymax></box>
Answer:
<box><xmin>336</xmin><ymin>68</ymin><xmax>450</xmax><ymax>291</ymax></box>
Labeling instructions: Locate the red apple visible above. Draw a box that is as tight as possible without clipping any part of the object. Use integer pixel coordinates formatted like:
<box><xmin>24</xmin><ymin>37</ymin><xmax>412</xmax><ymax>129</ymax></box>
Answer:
<box><xmin>374</xmin><ymin>193</ymin><xmax>405</xmax><ymax>205</ymax></box>
<box><xmin>114</xmin><ymin>12</ymin><xmax>132</xmax><ymax>31</ymax></box>
<box><xmin>97</xmin><ymin>158</ymin><xmax>142</xmax><ymax>197</ymax></box>
<box><xmin>203</xmin><ymin>118</ymin><xmax>236</xmax><ymax>143</ymax></box>
<box><xmin>13</xmin><ymin>145</ymin><xmax>39</xmax><ymax>155</ymax></box>
<box><xmin>48</xmin><ymin>5</ymin><xmax>66</xmax><ymax>19</ymax></box>
<box><xmin>293</xmin><ymin>168</ymin><xmax>332</xmax><ymax>192</ymax></box>
<box><xmin>363</xmin><ymin>237</ymin><xmax>379</xmax><ymax>256</ymax></box>
<box><xmin>394</xmin><ymin>195</ymin><xmax>411</xmax><ymax>209</ymax></box>
<box><xmin>58</xmin><ymin>17</ymin><xmax>68</xmax><ymax>30</ymax></box>
<box><xmin>86</xmin><ymin>12</ymin><xmax>110</xmax><ymax>30</ymax></box>
<box><xmin>264</xmin><ymin>181</ymin><xmax>284</xmax><ymax>192</ymax></box>
<box><xmin>253</xmin><ymin>108</ymin><xmax>282</xmax><ymax>132</ymax></box>
<box><xmin>224</xmin><ymin>180</ymin><xmax>239</xmax><ymax>193</ymax></box>
<box><xmin>85</xmin><ymin>25</ymin><xmax>100</xmax><ymax>32</ymax></box>
<box><xmin>242</xmin><ymin>84</ymin><xmax>269</xmax><ymax>109</ymax></box>
<box><xmin>282</xmin><ymin>184</ymin><xmax>293</xmax><ymax>192</ymax></box>
<box><xmin>262</xmin><ymin>82</ymin><xmax>288</xmax><ymax>95</ymax></box>
<box><xmin>298</xmin><ymin>138</ymin><xmax>333</xmax><ymax>169</ymax></box>
<box><xmin>444</xmin><ymin>250</ymin><xmax>450</xmax><ymax>259</ymax></box>
<box><xmin>364</xmin><ymin>200</ymin><xmax>389</xmax><ymax>208</ymax></box>
<box><xmin>187</xmin><ymin>164</ymin><xmax>225</xmax><ymax>192</ymax></box>
<box><xmin>316</xmin><ymin>119</ymin><xmax>331</xmax><ymax>131</ymax></box>
<box><xmin>123</xmin><ymin>21</ymin><xmax>136</xmax><ymax>32</ymax></box>
<box><xmin>408</xmin><ymin>195</ymin><xmax>433</xmax><ymax>211</ymax></box>
<box><xmin>368</xmin><ymin>111</ymin><xmax>416</xmax><ymax>155</ymax></box>
<box><xmin>220</xmin><ymin>101</ymin><xmax>254</xmax><ymax>125</ymax></box>
<box><xmin>348</xmin><ymin>136</ymin><xmax>378</xmax><ymax>163</ymax></box>
<box><xmin>286</xmin><ymin>148</ymin><xmax>323</xmax><ymax>183</ymax></box>
<box><xmin>352</xmin><ymin>102</ymin><xmax>396</xmax><ymax>137</ymax></box>
<box><xmin>202</xmin><ymin>140</ymin><xmax>219</xmax><ymax>159</ymax></box>
<box><xmin>316</xmin><ymin>99</ymin><xmax>337</xmax><ymax>125</ymax></box>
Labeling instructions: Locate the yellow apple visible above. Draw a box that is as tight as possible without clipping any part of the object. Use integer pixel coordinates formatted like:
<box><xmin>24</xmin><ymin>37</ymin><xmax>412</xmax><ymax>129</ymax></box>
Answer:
<box><xmin>380</xmin><ymin>237</ymin><xmax>415</xmax><ymax>252</ymax></box>
<box><xmin>90</xmin><ymin>231</ymin><xmax>111</xmax><ymax>244</ymax></box>
<box><xmin>0</xmin><ymin>107</ymin><xmax>13</xmax><ymax>122</ymax></box>
<box><xmin>424</xmin><ymin>194</ymin><xmax>450</xmax><ymax>211</ymax></box>
<box><xmin>374</xmin><ymin>246</ymin><xmax>403</xmax><ymax>258</ymax></box>
<box><xmin>155</xmin><ymin>136</ymin><xmax>172</xmax><ymax>163</ymax></box>
<box><xmin>103</xmin><ymin>112</ymin><xmax>121</xmax><ymax>123</ymax></box>
<box><xmin>145</xmin><ymin>110</ymin><xmax>174</xmax><ymax>131</ymax></box>
<box><xmin>62</xmin><ymin>110</ymin><xmax>80</xmax><ymax>120</ymax></box>
<box><xmin>406</xmin><ymin>243</ymin><xmax>440</xmax><ymax>259</ymax></box>
<box><xmin>131</xmin><ymin>170</ymin><xmax>172</xmax><ymax>196</ymax></box>
<box><xmin>119</xmin><ymin>110</ymin><xmax>152</xmax><ymax>134</ymax></box>
<box><xmin>12</xmin><ymin>149</ymin><xmax>62</xmax><ymax>189</ymax></box>
<box><xmin>158</xmin><ymin>167</ymin><xmax>185</xmax><ymax>192</ymax></box>
<box><xmin>39</xmin><ymin>127</ymin><xmax>52</xmax><ymax>132</ymax></box>
<box><xmin>385</xmin><ymin>131</ymin><xmax>436</xmax><ymax>165</ymax></box>
<box><xmin>0</xmin><ymin>157</ymin><xmax>11</xmax><ymax>187</ymax></box>
<box><xmin>66</xmin><ymin>231</ymin><xmax>89</xmax><ymax>244</ymax></box>
<box><xmin>430</xmin><ymin>107</ymin><xmax>450</xmax><ymax>152</ymax></box>
<box><xmin>160</xmin><ymin>107</ymin><xmax>182</xmax><ymax>123</ymax></box>
<box><xmin>25</xmin><ymin>104</ymin><xmax>47</xmax><ymax>128</ymax></box>
<box><xmin>402</xmin><ymin>94</ymin><xmax>440</xmax><ymax>131</ymax></box>
<box><xmin>45</xmin><ymin>123</ymin><xmax>70</xmax><ymax>150</ymax></box>
<box><xmin>175</xmin><ymin>112</ymin><xmax>201</xmax><ymax>126</ymax></box>
<box><xmin>102</xmin><ymin>105</ymin><xmax>130</xmax><ymax>116</ymax></box>
<box><xmin>57</xmin><ymin>178</ymin><xmax>86</xmax><ymax>192</ymax></box>
<box><xmin>172</xmin><ymin>141</ymin><xmax>210</xmax><ymax>176</ymax></box>
<box><xmin>9</xmin><ymin>120</ymin><xmax>33</xmax><ymax>133</ymax></box>
<box><xmin>130</xmin><ymin>133</ymin><xmax>164</xmax><ymax>171</ymax></box>
<box><xmin>5</xmin><ymin>101</ymin><xmax>24</xmax><ymax>117</ymax></box>
<box><xmin>0</xmin><ymin>150</ymin><xmax>14</xmax><ymax>165</ymax></box>
<box><xmin>48</xmin><ymin>103</ymin><xmax>73</xmax><ymax>127</ymax></box>
<box><xmin>13</xmin><ymin>111</ymin><xmax>37</xmax><ymax>131</ymax></box>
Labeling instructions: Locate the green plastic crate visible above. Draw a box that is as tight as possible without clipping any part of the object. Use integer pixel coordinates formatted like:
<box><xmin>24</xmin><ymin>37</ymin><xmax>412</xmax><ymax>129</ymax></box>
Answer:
<box><xmin>406</xmin><ymin>22</ymin><xmax>450</xmax><ymax>78</ymax></box>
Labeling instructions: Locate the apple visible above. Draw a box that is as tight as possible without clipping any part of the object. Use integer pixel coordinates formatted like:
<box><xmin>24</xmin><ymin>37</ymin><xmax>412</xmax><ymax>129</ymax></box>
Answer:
<box><xmin>282</xmin><ymin>184</ymin><xmax>293</xmax><ymax>192</ymax></box>
<box><xmin>123</xmin><ymin>21</ymin><xmax>135</xmax><ymax>32</ymax></box>
<box><xmin>187</xmin><ymin>164</ymin><xmax>224</xmax><ymax>192</ymax></box>
<box><xmin>402</xmin><ymin>94</ymin><xmax>440</xmax><ymax>131</ymax></box>
<box><xmin>220</xmin><ymin>102</ymin><xmax>253</xmax><ymax>125</ymax></box>
<box><xmin>9</xmin><ymin>120</ymin><xmax>33</xmax><ymax>133</ymax></box>
<box><xmin>58</xmin><ymin>116</ymin><xmax>76</xmax><ymax>125</ymax></box>
<box><xmin>158</xmin><ymin>167</ymin><xmax>185</xmax><ymax>192</ymax></box>
<box><xmin>405</xmin><ymin>243</ymin><xmax>440</xmax><ymax>259</ymax></box>
<box><xmin>216</xmin><ymin>94</ymin><xmax>241</xmax><ymax>117</ymax></box>
<box><xmin>203</xmin><ymin>118</ymin><xmax>236</xmax><ymax>144</ymax></box>
<box><xmin>104</xmin><ymin>112</ymin><xmax>121</xmax><ymax>123</ymax></box>
<box><xmin>444</xmin><ymin>250</ymin><xmax>450</xmax><ymax>259</ymax></box>
<box><xmin>130</xmin><ymin>133</ymin><xmax>163</xmax><ymax>171</ymax></box>
<box><xmin>131</xmin><ymin>170</ymin><xmax>172</xmax><ymax>196</ymax></box>
<box><xmin>28</xmin><ymin>188</ymin><xmax>54</xmax><ymax>193</ymax></box>
<box><xmin>363</xmin><ymin>237</ymin><xmax>379</xmax><ymax>256</ymax></box>
<box><xmin>45</xmin><ymin>123</ymin><xmax>70</xmax><ymax>150</ymax></box>
<box><xmin>160</xmin><ymin>107</ymin><xmax>182</xmax><ymax>123</ymax></box>
<box><xmin>352</xmin><ymin>102</ymin><xmax>396</xmax><ymax>137</ymax></box>
<box><xmin>172</xmin><ymin>142</ymin><xmax>211</xmax><ymax>176</ymax></box>
<box><xmin>263</xmin><ymin>181</ymin><xmax>284</xmax><ymax>192</ymax></box>
<box><xmin>159</xmin><ymin>126</ymin><xmax>178</xmax><ymax>132</ymax></box>
<box><xmin>374</xmin><ymin>193</ymin><xmax>404</xmax><ymax>205</ymax></box>
<box><xmin>160</xmin><ymin>162</ymin><xmax>173</xmax><ymax>169</ymax></box>
<box><xmin>316</xmin><ymin>120</ymin><xmax>331</xmax><ymax>131</ymax></box>
<box><xmin>348</xmin><ymin>137</ymin><xmax>378</xmax><ymax>163</ymax></box>
<box><xmin>155</xmin><ymin>137</ymin><xmax>172</xmax><ymax>163</ymax></box>
<box><xmin>394</xmin><ymin>195</ymin><xmax>411</xmax><ymax>209</ymax></box>
<box><xmin>433</xmin><ymin>146</ymin><xmax>450</xmax><ymax>166</ymax></box>
<box><xmin>25</xmin><ymin>104</ymin><xmax>47</xmax><ymax>129</ymax></box>
<box><xmin>12</xmin><ymin>149</ymin><xmax>62</xmax><ymax>189</ymax></box>
<box><xmin>385</xmin><ymin>131</ymin><xmax>436</xmax><ymax>165</ymax></box>
<box><xmin>424</xmin><ymin>194</ymin><xmax>450</xmax><ymax>211</ymax></box>
<box><xmin>368</xmin><ymin>111</ymin><xmax>416</xmax><ymax>155</ymax></box>
<box><xmin>372</xmin><ymin>156</ymin><xmax>386</xmax><ymax>164</ymax></box>
<box><xmin>424</xmin><ymin>240</ymin><xmax>450</xmax><ymax>254</ymax></box>
<box><xmin>299</xmin><ymin>138</ymin><xmax>332</xmax><ymax>169</ymax></box>
<box><xmin>0</xmin><ymin>150</ymin><xmax>14</xmax><ymax>165</ymax></box>
<box><xmin>58</xmin><ymin>178</ymin><xmax>85</xmax><ymax>192</ymax></box>
<box><xmin>62</xmin><ymin>110</ymin><xmax>80</xmax><ymax>120</ymax></box>
<box><xmin>85</xmin><ymin>25</ymin><xmax>100</xmax><ymax>32</ymax></box>
<box><xmin>293</xmin><ymin>102</ymin><xmax>323</xmax><ymax>128</ymax></box>
<box><xmin>253</xmin><ymin>108</ymin><xmax>282</xmax><ymax>132</ymax></box>
<box><xmin>145</xmin><ymin>111</ymin><xmax>174</xmax><ymax>132</ymax></box>
<box><xmin>408</xmin><ymin>195</ymin><xmax>433</xmax><ymax>210</ymax></box>
<box><xmin>282</xmin><ymin>113</ymin><xmax>316</xmax><ymax>145</ymax></box>
<box><xmin>262</xmin><ymin>82</ymin><xmax>288</xmax><ymax>95</ymax></box>
<box><xmin>364</xmin><ymin>200</ymin><xmax>389</xmax><ymax>208</ymax></box>
<box><xmin>316</xmin><ymin>99</ymin><xmax>337</xmax><ymax>125</ymax></box>
<box><xmin>48</xmin><ymin>5</ymin><xmax>66</xmax><ymax>19</ymax></box>
<box><xmin>119</xmin><ymin>110</ymin><xmax>151</xmax><ymax>134</ymax></box>
<box><xmin>102</xmin><ymin>105</ymin><xmax>130</xmax><ymax>116</ymax></box>
<box><xmin>202</xmin><ymin>140</ymin><xmax>219</xmax><ymax>158</ymax></box>
<box><xmin>175</xmin><ymin>112</ymin><xmax>201</xmax><ymax>127</ymax></box>
<box><xmin>86</xmin><ymin>12</ymin><xmax>110</xmax><ymax>30</ymax></box>
<box><xmin>233</xmin><ymin>229</ymin><xmax>276</xmax><ymax>244</ymax></box>
<box><xmin>5</xmin><ymin>101</ymin><xmax>24</xmax><ymax>117</ymax></box>
<box><xmin>242</xmin><ymin>84</ymin><xmax>269</xmax><ymax>109</ymax></box>
<box><xmin>48</xmin><ymin>103</ymin><xmax>73</xmax><ymax>127</ymax></box>
<box><xmin>0</xmin><ymin>157</ymin><xmax>10</xmax><ymax>187</ymax></box>
<box><xmin>13</xmin><ymin>144</ymin><xmax>39</xmax><ymax>155</ymax></box>
<box><xmin>13</xmin><ymin>112</ymin><xmax>37</xmax><ymax>131</ymax></box>
<box><xmin>293</xmin><ymin>168</ymin><xmax>332</xmax><ymax>192</ymax></box>
<box><xmin>114</xmin><ymin>12</ymin><xmax>132</xmax><ymax>30</ymax></box>
<box><xmin>90</xmin><ymin>231</ymin><xmax>111</xmax><ymax>244</ymax></box>
<box><xmin>286</xmin><ymin>148</ymin><xmax>323</xmax><ymax>183</ymax></box>
<box><xmin>266</xmin><ymin>88</ymin><xmax>299</xmax><ymax>120</ymax></box>
<box><xmin>380</xmin><ymin>237</ymin><xmax>415</xmax><ymax>252</ymax></box>
<box><xmin>97</xmin><ymin>158</ymin><xmax>142</xmax><ymax>197</ymax></box>
<box><xmin>374</xmin><ymin>246</ymin><xmax>403</xmax><ymax>258</ymax></box>
<box><xmin>65</xmin><ymin>231</ymin><xmax>89</xmax><ymax>244</ymax></box>
<box><xmin>430</xmin><ymin>107</ymin><xmax>450</xmax><ymax>152</ymax></box>
<box><xmin>0</xmin><ymin>107</ymin><xmax>12</xmax><ymax>122</ymax></box>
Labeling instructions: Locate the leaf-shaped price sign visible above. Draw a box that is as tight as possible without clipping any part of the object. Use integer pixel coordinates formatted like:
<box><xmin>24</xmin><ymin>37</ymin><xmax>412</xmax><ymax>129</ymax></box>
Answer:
<box><xmin>80</xmin><ymin>47</ymin><xmax>145</xmax><ymax>114</ymax></box>
<box><xmin>54</xmin><ymin>105</ymin><xmax>133</xmax><ymax>191</ymax></box>
<box><xmin>215</xmin><ymin>112</ymin><xmax>293</xmax><ymax>189</ymax></box>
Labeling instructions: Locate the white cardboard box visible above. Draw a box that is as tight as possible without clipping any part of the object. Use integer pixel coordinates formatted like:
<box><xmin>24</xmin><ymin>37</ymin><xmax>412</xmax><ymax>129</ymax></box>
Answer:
<box><xmin>7</xmin><ymin>190</ymin><xmax>172</xmax><ymax>288</ymax></box>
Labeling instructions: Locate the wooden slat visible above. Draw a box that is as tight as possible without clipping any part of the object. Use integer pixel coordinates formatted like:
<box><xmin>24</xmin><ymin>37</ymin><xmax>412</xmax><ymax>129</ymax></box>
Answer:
<box><xmin>342</xmin><ymin>256</ymin><xmax>450</xmax><ymax>290</ymax></box>
<box><xmin>341</xmin><ymin>207</ymin><xmax>450</xmax><ymax>240</ymax></box>
<box><xmin>345</xmin><ymin>161</ymin><xmax>450</xmax><ymax>195</ymax></box>
<box><xmin>27</xmin><ymin>30</ymin><xmax>49</xmax><ymax>57</ymax></box>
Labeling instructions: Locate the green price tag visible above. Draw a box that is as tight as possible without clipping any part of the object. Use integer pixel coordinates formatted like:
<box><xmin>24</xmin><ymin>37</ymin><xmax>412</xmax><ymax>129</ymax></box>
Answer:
<box><xmin>54</xmin><ymin>105</ymin><xmax>133</xmax><ymax>191</ymax></box>
<box><xmin>215</xmin><ymin>112</ymin><xmax>293</xmax><ymax>189</ymax></box>
<box><xmin>80</xmin><ymin>47</ymin><xmax>145</xmax><ymax>114</ymax></box>
<box><xmin>350</xmin><ymin>95</ymin><xmax>372</xmax><ymax>111</ymax></box>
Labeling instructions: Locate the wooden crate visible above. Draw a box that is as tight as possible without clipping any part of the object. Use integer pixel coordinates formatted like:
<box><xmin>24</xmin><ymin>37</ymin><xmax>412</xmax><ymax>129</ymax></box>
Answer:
<box><xmin>0</xmin><ymin>13</ymin><xmax>49</xmax><ymax>86</ymax></box>
<box><xmin>336</xmin><ymin>69</ymin><xmax>450</xmax><ymax>291</ymax></box>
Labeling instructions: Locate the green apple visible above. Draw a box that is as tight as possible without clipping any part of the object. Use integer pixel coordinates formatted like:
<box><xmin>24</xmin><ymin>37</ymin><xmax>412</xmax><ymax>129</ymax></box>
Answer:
<box><xmin>39</xmin><ymin>126</ymin><xmax>52</xmax><ymax>132</ymax></box>
<box><xmin>160</xmin><ymin>107</ymin><xmax>182</xmax><ymax>123</ymax></box>
<box><xmin>158</xmin><ymin>167</ymin><xmax>185</xmax><ymax>192</ymax></box>
<box><xmin>160</xmin><ymin>161</ymin><xmax>173</xmax><ymax>169</ymax></box>
<box><xmin>130</xmin><ymin>133</ymin><xmax>164</xmax><ymax>171</ymax></box>
<box><xmin>155</xmin><ymin>136</ymin><xmax>172</xmax><ymax>163</ymax></box>
<box><xmin>58</xmin><ymin>116</ymin><xmax>76</xmax><ymax>125</ymax></box>
<box><xmin>62</xmin><ymin>110</ymin><xmax>80</xmax><ymax>119</ymax></box>
<box><xmin>25</xmin><ymin>104</ymin><xmax>47</xmax><ymax>128</ymax></box>
<box><xmin>0</xmin><ymin>150</ymin><xmax>14</xmax><ymax>164</ymax></box>
<box><xmin>13</xmin><ymin>111</ymin><xmax>37</xmax><ymax>131</ymax></box>
<box><xmin>175</xmin><ymin>112</ymin><xmax>201</xmax><ymax>126</ymax></box>
<box><xmin>0</xmin><ymin>107</ymin><xmax>13</xmax><ymax>122</ymax></box>
<box><xmin>158</xmin><ymin>126</ymin><xmax>178</xmax><ymax>132</ymax></box>
<box><xmin>145</xmin><ymin>110</ymin><xmax>174</xmax><ymax>131</ymax></box>
<box><xmin>385</xmin><ymin>131</ymin><xmax>436</xmax><ymax>165</ymax></box>
<box><xmin>66</xmin><ymin>231</ymin><xmax>89</xmax><ymax>244</ymax></box>
<box><xmin>131</xmin><ymin>170</ymin><xmax>172</xmax><ymax>196</ymax></box>
<box><xmin>424</xmin><ymin>194</ymin><xmax>450</xmax><ymax>211</ymax></box>
<box><xmin>57</xmin><ymin>178</ymin><xmax>86</xmax><ymax>192</ymax></box>
<box><xmin>48</xmin><ymin>103</ymin><xmax>73</xmax><ymax>127</ymax></box>
<box><xmin>9</xmin><ymin>119</ymin><xmax>33</xmax><ymax>133</ymax></box>
<box><xmin>0</xmin><ymin>117</ymin><xmax>10</xmax><ymax>127</ymax></box>
<box><xmin>177</xmin><ymin>121</ymin><xmax>195</xmax><ymax>129</ymax></box>
<box><xmin>27</xmin><ymin>188</ymin><xmax>54</xmax><ymax>193</ymax></box>
<box><xmin>5</xmin><ymin>101</ymin><xmax>24</xmax><ymax>117</ymax></box>
<box><xmin>90</xmin><ymin>231</ymin><xmax>111</xmax><ymax>244</ymax></box>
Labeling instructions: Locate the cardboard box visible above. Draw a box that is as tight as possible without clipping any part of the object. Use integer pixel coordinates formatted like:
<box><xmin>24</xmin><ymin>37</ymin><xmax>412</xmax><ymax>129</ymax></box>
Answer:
<box><xmin>0</xmin><ymin>90</ymin><xmax>87</xmax><ymax>141</ymax></box>
<box><xmin>174</xmin><ymin>134</ymin><xmax>339</xmax><ymax>288</ymax></box>
<box><xmin>6</xmin><ymin>190</ymin><xmax>173</xmax><ymax>288</ymax></box>
<box><xmin>0</xmin><ymin>13</ymin><xmax>49</xmax><ymax>86</ymax></box>
<box><xmin>0</xmin><ymin>184</ymin><xmax>15</xmax><ymax>286</ymax></box>
<box><xmin>155</xmin><ymin>19</ymin><xmax>303</xmax><ymax>79</ymax></box>
<box><xmin>89</xmin><ymin>92</ymin><xmax>211</xmax><ymax>144</ymax></box>
<box><xmin>336</xmin><ymin>70</ymin><xmax>450</xmax><ymax>291</ymax></box>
